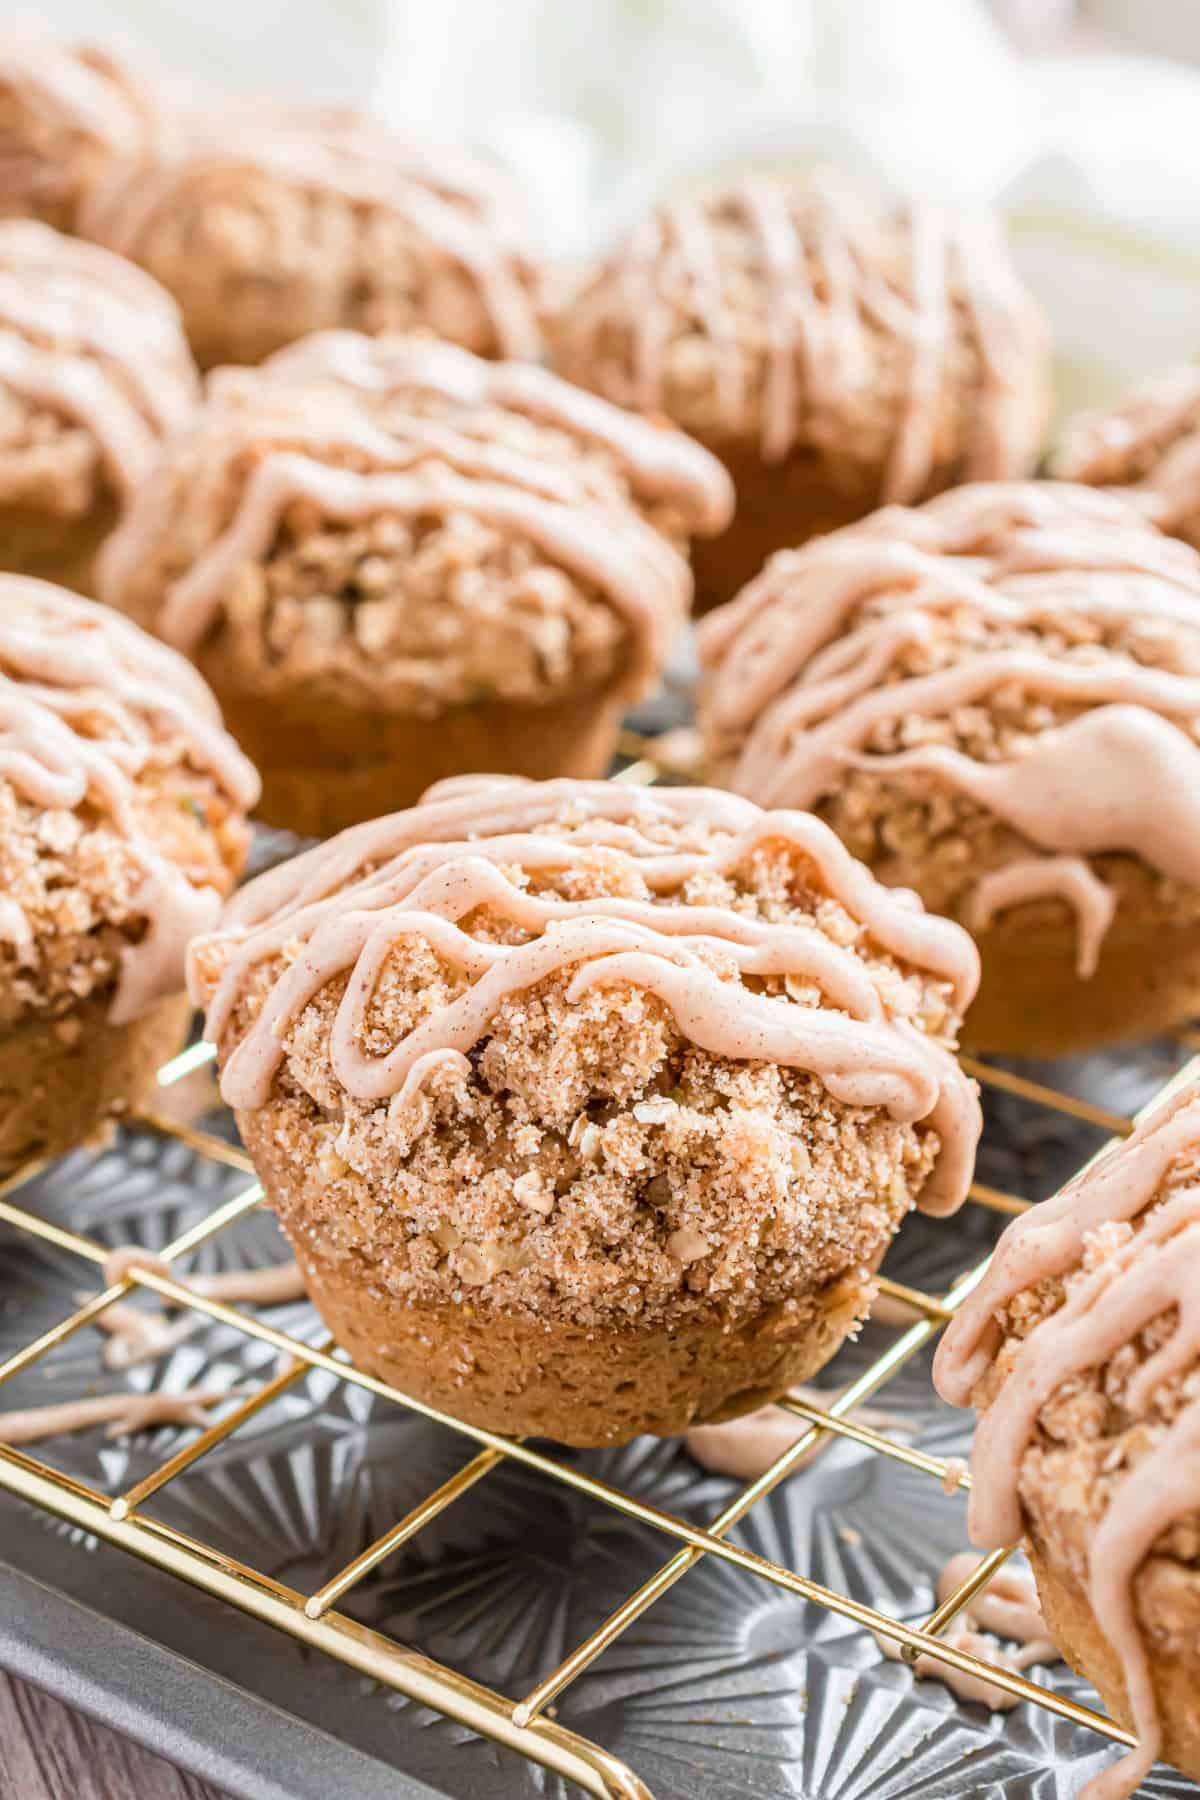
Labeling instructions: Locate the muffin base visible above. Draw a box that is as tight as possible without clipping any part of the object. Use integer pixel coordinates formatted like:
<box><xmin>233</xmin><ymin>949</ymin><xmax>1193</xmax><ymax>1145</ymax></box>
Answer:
<box><xmin>0</xmin><ymin>497</ymin><xmax>117</xmax><ymax>597</ymax></box>
<box><xmin>691</xmin><ymin>443</ymin><xmax>880</xmax><ymax>615</ymax></box>
<box><xmin>280</xmin><ymin>1231</ymin><xmax>873</xmax><ymax>1444</ymax></box>
<box><xmin>0</xmin><ymin>990</ymin><xmax>191</xmax><ymax>1173</ymax></box>
<box><xmin>203</xmin><ymin>665</ymin><xmax>630</xmax><ymax>838</ymax></box>
<box><xmin>962</xmin><ymin>912</ymin><xmax>1200</xmax><ymax>1058</ymax></box>
<box><xmin>1029</xmin><ymin>1539</ymin><xmax>1200</xmax><ymax>1786</ymax></box>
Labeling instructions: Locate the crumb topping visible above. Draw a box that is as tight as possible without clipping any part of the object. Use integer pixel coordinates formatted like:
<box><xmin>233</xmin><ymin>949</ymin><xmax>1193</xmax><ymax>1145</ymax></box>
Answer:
<box><xmin>190</xmin><ymin>776</ymin><xmax>979</xmax><ymax>1331</ymax></box>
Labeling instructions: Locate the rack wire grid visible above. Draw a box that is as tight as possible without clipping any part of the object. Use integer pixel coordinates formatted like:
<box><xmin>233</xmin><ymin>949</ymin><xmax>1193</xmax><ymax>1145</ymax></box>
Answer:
<box><xmin>0</xmin><ymin>739</ymin><xmax>1191</xmax><ymax>1800</ymax></box>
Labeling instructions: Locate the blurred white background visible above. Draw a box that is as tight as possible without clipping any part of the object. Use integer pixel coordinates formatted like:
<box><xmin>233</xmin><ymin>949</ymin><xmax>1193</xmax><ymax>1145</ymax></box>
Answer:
<box><xmin>8</xmin><ymin>0</ymin><xmax>1200</xmax><ymax>411</ymax></box>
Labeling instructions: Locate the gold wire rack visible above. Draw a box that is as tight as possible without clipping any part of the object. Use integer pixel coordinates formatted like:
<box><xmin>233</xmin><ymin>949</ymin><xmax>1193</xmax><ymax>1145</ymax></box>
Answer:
<box><xmin>0</xmin><ymin>742</ymin><xmax>1187</xmax><ymax>1800</ymax></box>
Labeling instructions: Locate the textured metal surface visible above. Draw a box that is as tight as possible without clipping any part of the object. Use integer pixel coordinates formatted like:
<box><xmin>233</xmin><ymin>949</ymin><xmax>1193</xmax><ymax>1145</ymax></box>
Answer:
<box><xmin>1</xmin><ymin>1031</ymin><xmax>1197</xmax><ymax>1798</ymax></box>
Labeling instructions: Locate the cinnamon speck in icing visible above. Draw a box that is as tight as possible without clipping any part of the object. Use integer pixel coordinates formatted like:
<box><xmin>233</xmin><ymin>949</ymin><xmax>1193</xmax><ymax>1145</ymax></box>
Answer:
<box><xmin>699</xmin><ymin>480</ymin><xmax>1200</xmax><ymax>977</ymax></box>
<box><xmin>935</xmin><ymin>1084</ymin><xmax>1200</xmax><ymax>1799</ymax></box>
<box><xmin>0</xmin><ymin>579</ymin><xmax>258</xmax><ymax>1027</ymax></box>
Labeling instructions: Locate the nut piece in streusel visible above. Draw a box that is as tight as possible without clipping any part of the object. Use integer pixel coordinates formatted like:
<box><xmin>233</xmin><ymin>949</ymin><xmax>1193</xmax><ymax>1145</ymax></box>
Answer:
<box><xmin>699</xmin><ymin>480</ymin><xmax>1200</xmax><ymax>1055</ymax></box>
<box><xmin>98</xmin><ymin>330</ymin><xmax>733</xmax><ymax>836</ymax></box>
<box><xmin>936</xmin><ymin>1083</ymin><xmax>1200</xmax><ymax>1800</ymax></box>
<box><xmin>0</xmin><ymin>35</ymin><xmax>160</xmax><ymax>233</ymax></box>
<box><xmin>189</xmin><ymin>774</ymin><xmax>980</xmax><ymax>1446</ymax></box>
<box><xmin>548</xmin><ymin>166</ymin><xmax>1050</xmax><ymax>613</ymax></box>
<box><xmin>79</xmin><ymin>97</ymin><xmax>545</xmax><ymax>371</ymax></box>
<box><xmin>0</xmin><ymin>578</ymin><xmax>259</xmax><ymax>1170</ymax></box>
<box><xmin>0</xmin><ymin>219</ymin><xmax>197</xmax><ymax>592</ymax></box>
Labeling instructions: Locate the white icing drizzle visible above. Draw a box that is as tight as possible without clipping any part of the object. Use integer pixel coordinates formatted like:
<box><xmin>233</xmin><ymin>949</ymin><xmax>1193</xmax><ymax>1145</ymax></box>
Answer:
<box><xmin>0</xmin><ymin>579</ymin><xmax>259</xmax><ymax>1022</ymax></box>
<box><xmin>699</xmin><ymin>481</ymin><xmax>1200</xmax><ymax>975</ymax></box>
<box><xmin>96</xmin><ymin>332</ymin><xmax>732</xmax><ymax>700</ymax></box>
<box><xmin>935</xmin><ymin>1085</ymin><xmax>1200</xmax><ymax>1800</ymax></box>
<box><xmin>79</xmin><ymin>100</ymin><xmax>541</xmax><ymax>360</ymax></box>
<box><xmin>563</xmin><ymin>170</ymin><xmax>1046</xmax><ymax>489</ymax></box>
<box><xmin>192</xmin><ymin>776</ymin><xmax>980</xmax><ymax>1218</ymax></box>
<box><xmin>0</xmin><ymin>219</ymin><xmax>196</xmax><ymax>497</ymax></box>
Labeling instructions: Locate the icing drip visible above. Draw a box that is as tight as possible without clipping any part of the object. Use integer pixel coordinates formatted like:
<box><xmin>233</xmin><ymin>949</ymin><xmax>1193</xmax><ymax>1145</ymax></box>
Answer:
<box><xmin>699</xmin><ymin>481</ymin><xmax>1200</xmax><ymax>973</ymax></box>
<box><xmin>0</xmin><ymin>1386</ymin><xmax>233</xmax><ymax>1445</ymax></box>
<box><xmin>563</xmin><ymin>171</ymin><xmax>1045</xmax><ymax>490</ymax></box>
<box><xmin>684</xmin><ymin>1391</ymin><xmax>908</xmax><ymax>1480</ymax></box>
<box><xmin>96</xmin><ymin>334</ymin><xmax>732</xmax><ymax>700</ymax></box>
<box><xmin>934</xmin><ymin>1086</ymin><xmax>1200</xmax><ymax>1800</ymax></box>
<box><xmin>969</xmin><ymin>855</ymin><xmax>1116</xmax><ymax>978</ymax></box>
<box><xmin>89</xmin><ymin>1258</ymin><xmax>307</xmax><ymax>1368</ymax></box>
<box><xmin>0</xmin><ymin>578</ymin><xmax>259</xmax><ymax>1021</ymax></box>
<box><xmin>875</xmin><ymin>1552</ymin><xmax>1059</xmax><ymax>1712</ymax></box>
<box><xmin>192</xmin><ymin>776</ymin><xmax>980</xmax><ymax>1218</ymax></box>
<box><xmin>79</xmin><ymin>101</ymin><xmax>541</xmax><ymax>360</ymax></box>
<box><xmin>0</xmin><ymin>219</ymin><xmax>196</xmax><ymax>497</ymax></box>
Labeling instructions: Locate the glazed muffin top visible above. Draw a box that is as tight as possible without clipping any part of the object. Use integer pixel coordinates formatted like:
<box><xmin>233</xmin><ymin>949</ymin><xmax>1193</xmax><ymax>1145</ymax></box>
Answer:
<box><xmin>98</xmin><ymin>331</ymin><xmax>733</xmax><ymax>713</ymax></box>
<box><xmin>0</xmin><ymin>219</ymin><xmax>197</xmax><ymax>521</ymax></box>
<box><xmin>189</xmin><ymin>775</ymin><xmax>980</xmax><ymax>1331</ymax></box>
<box><xmin>0</xmin><ymin>35</ymin><xmax>159</xmax><ymax>233</ymax></box>
<box><xmin>548</xmin><ymin>167</ymin><xmax>1050</xmax><ymax>492</ymax></box>
<box><xmin>699</xmin><ymin>481</ymin><xmax>1200</xmax><ymax>977</ymax></box>
<box><xmin>936</xmin><ymin>1082</ymin><xmax>1200</xmax><ymax>1778</ymax></box>
<box><xmin>0</xmin><ymin>579</ymin><xmax>259</xmax><ymax>1031</ymax></box>
<box><xmin>1053</xmin><ymin>363</ymin><xmax>1200</xmax><ymax>549</ymax></box>
<box><xmin>79</xmin><ymin>97</ymin><xmax>545</xmax><ymax>366</ymax></box>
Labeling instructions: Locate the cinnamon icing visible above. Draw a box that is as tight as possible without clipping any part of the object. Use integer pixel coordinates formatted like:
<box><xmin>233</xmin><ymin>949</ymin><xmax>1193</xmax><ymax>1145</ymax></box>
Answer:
<box><xmin>876</xmin><ymin>1552</ymin><xmax>1058</xmax><ymax>1712</ymax></box>
<box><xmin>935</xmin><ymin>1085</ymin><xmax>1200</xmax><ymax>1800</ymax></box>
<box><xmin>0</xmin><ymin>579</ymin><xmax>259</xmax><ymax>1022</ymax></box>
<box><xmin>191</xmin><ymin>775</ymin><xmax>980</xmax><ymax>1217</ymax></box>
<box><xmin>0</xmin><ymin>34</ymin><xmax>155</xmax><ymax>163</ymax></box>
<box><xmin>0</xmin><ymin>219</ymin><xmax>196</xmax><ymax>497</ymax></box>
<box><xmin>0</xmin><ymin>1384</ymin><xmax>233</xmax><ymax>1445</ymax></box>
<box><xmin>79</xmin><ymin>100</ymin><xmax>541</xmax><ymax>360</ymax></box>
<box><xmin>560</xmin><ymin>171</ymin><xmax>1046</xmax><ymax>490</ymax></box>
<box><xmin>1055</xmin><ymin>364</ymin><xmax>1200</xmax><ymax>536</ymax></box>
<box><xmin>96</xmin><ymin>333</ymin><xmax>732</xmax><ymax>699</ymax></box>
<box><xmin>699</xmin><ymin>481</ymin><xmax>1200</xmax><ymax>975</ymax></box>
<box><xmin>90</xmin><ymin>1258</ymin><xmax>307</xmax><ymax>1368</ymax></box>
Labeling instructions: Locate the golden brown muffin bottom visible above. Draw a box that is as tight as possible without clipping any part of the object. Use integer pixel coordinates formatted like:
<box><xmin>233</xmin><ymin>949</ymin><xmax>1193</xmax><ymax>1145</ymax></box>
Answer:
<box><xmin>0</xmin><ymin>496</ymin><xmax>118</xmax><ymax>597</ymax></box>
<box><xmin>962</xmin><ymin>911</ymin><xmax>1200</xmax><ymax>1058</ymax></box>
<box><xmin>1029</xmin><ymin>1539</ymin><xmax>1200</xmax><ymax>1787</ymax></box>
<box><xmin>203</xmin><ymin>662</ymin><xmax>632</xmax><ymax>839</ymax></box>
<box><xmin>0</xmin><ymin>990</ymin><xmax>190</xmax><ymax>1173</ymax></box>
<box><xmin>283</xmin><ymin>1230</ymin><xmax>872</xmax><ymax>1445</ymax></box>
<box><xmin>690</xmin><ymin>442</ymin><xmax>881</xmax><ymax>615</ymax></box>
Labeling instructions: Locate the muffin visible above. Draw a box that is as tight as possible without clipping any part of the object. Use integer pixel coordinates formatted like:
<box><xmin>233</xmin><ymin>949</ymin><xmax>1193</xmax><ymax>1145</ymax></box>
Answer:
<box><xmin>699</xmin><ymin>480</ymin><xmax>1200</xmax><ymax>1057</ymax></box>
<box><xmin>98</xmin><ymin>330</ymin><xmax>733</xmax><ymax>837</ymax></box>
<box><xmin>189</xmin><ymin>773</ymin><xmax>981</xmax><ymax>1446</ymax></box>
<box><xmin>0</xmin><ymin>220</ymin><xmax>197</xmax><ymax>591</ymax></box>
<box><xmin>935</xmin><ymin>1082</ymin><xmax>1200</xmax><ymax>1799</ymax></box>
<box><xmin>0</xmin><ymin>35</ymin><xmax>159</xmax><ymax>233</ymax></box>
<box><xmin>79</xmin><ymin>99</ymin><xmax>543</xmax><ymax>370</ymax></box>
<box><xmin>1054</xmin><ymin>363</ymin><xmax>1200</xmax><ymax>551</ymax></box>
<box><xmin>0</xmin><ymin>578</ymin><xmax>259</xmax><ymax>1171</ymax></box>
<box><xmin>548</xmin><ymin>167</ymin><xmax>1050</xmax><ymax>612</ymax></box>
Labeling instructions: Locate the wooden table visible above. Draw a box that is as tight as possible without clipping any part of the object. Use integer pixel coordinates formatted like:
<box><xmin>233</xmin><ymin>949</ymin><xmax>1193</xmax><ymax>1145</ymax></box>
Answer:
<box><xmin>0</xmin><ymin>1670</ymin><xmax>224</xmax><ymax>1800</ymax></box>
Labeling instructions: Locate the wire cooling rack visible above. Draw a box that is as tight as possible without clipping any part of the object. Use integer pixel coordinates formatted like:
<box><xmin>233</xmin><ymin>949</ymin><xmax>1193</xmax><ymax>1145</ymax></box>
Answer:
<box><xmin>0</xmin><ymin>745</ymin><xmax>1191</xmax><ymax>1800</ymax></box>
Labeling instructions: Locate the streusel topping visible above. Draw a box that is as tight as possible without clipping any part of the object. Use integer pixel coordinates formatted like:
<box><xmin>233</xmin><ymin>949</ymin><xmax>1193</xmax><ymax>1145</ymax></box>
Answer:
<box><xmin>550</xmin><ymin>168</ymin><xmax>1048</xmax><ymax>492</ymax></box>
<box><xmin>0</xmin><ymin>219</ymin><xmax>196</xmax><ymax>519</ymax></box>
<box><xmin>700</xmin><ymin>481</ymin><xmax>1200</xmax><ymax>975</ymax></box>
<box><xmin>936</xmin><ymin>1085</ymin><xmax>1200</xmax><ymax>1800</ymax></box>
<box><xmin>80</xmin><ymin>99</ymin><xmax>543</xmax><ymax>365</ymax></box>
<box><xmin>99</xmin><ymin>333</ymin><xmax>733</xmax><ymax>711</ymax></box>
<box><xmin>1054</xmin><ymin>363</ymin><xmax>1200</xmax><ymax>550</ymax></box>
<box><xmin>190</xmin><ymin>776</ymin><xmax>979</xmax><ymax>1330</ymax></box>
<box><xmin>0</xmin><ymin>580</ymin><xmax>258</xmax><ymax>1028</ymax></box>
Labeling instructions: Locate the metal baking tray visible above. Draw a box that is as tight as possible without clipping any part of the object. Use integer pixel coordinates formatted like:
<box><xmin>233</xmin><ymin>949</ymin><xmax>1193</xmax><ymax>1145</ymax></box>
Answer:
<box><xmin>1</xmin><ymin>761</ymin><xmax>1197</xmax><ymax>1799</ymax></box>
